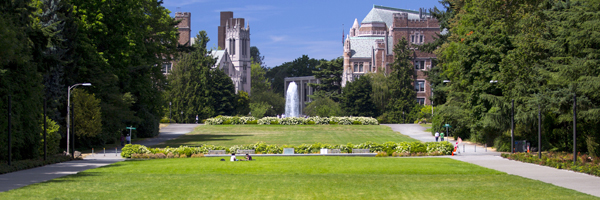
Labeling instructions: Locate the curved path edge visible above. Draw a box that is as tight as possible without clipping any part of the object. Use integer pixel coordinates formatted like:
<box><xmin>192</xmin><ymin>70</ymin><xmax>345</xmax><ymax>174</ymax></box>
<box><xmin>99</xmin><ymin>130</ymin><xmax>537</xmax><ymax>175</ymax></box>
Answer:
<box><xmin>0</xmin><ymin>124</ymin><xmax>199</xmax><ymax>193</ymax></box>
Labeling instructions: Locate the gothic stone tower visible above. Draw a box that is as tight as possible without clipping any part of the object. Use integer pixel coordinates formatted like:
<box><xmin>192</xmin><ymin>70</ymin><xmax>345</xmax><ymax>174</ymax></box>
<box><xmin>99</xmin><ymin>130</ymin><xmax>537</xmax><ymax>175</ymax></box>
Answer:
<box><xmin>219</xmin><ymin>12</ymin><xmax>251</xmax><ymax>95</ymax></box>
<box><xmin>175</xmin><ymin>12</ymin><xmax>191</xmax><ymax>46</ymax></box>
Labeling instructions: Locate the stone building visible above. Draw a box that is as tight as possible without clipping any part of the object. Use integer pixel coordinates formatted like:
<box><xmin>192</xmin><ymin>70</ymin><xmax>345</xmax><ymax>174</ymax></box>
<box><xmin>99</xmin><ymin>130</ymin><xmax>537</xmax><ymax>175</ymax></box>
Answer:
<box><xmin>162</xmin><ymin>12</ymin><xmax>191</xmax><ymax>74</ymax></box>
<box><xmin>342</xmin><ymin>5</ymin><xmax>439</xmax><ymax>105</ymax></box>
<box><xmin>213</xmin><ymin>11</ymin><xmax>251</xmax><ymax>95</ymax></box>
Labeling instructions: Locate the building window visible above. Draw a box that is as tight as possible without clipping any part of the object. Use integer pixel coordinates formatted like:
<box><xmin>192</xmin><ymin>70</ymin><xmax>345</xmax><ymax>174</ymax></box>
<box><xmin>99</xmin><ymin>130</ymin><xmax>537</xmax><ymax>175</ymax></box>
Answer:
<box><xmin>232</xmin><ymin>39</ymin><xmax>236</xmax><ymax>55</ymax></box>
<box><xmin>411</xmin><ymin>33</ymin><xmax>423</xmax><ymax>44</ymax></box>
<box><xmin>162</xmin><ymin>63</ymin><xmax>172</xmax><ymax>73</ymax></box>
<box><xmin>369</xmin><ymin>62</ymin><xmax>373</xmax><ymax>72</ymax></box>
<box><xmin>415</xmin><ymin>80</ymin><xmax>425</xmax><ymax>92</ymax></box>
<box><xmin>415</xmin><ymin>60</ymin><xmax>425</xmax><ymax>70</ymax></box>
<box><xmin>417</xmin><ymin>98</ymin><xmax>425</xmax><ymax>105</ymax></box>
<box><xmin>354</xmin><ymin>63</ymin><xmax>358</xmax><ymax>72</ymax></box>
<box><xmin>359</xmin><ymin>62</ymin><xmax>363</xmax><ymax>72</ymax></box>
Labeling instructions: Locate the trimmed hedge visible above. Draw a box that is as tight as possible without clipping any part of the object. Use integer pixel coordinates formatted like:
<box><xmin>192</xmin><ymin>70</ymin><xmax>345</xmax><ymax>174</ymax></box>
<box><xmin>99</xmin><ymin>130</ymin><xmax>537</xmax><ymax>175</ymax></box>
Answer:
<box><xmin>119</xmin><ymin>141</ymin><xmax>454</xmax><ymax>158</ymax></box>
<box><xmin>502</xmin><ymin>152</ymin><xmax>600</xmax><ymax>177</ymax></box>
<box><xmin>206</xmin><ymin>116</ymin><xmax>379</xmax><ymax>125</ymax></box>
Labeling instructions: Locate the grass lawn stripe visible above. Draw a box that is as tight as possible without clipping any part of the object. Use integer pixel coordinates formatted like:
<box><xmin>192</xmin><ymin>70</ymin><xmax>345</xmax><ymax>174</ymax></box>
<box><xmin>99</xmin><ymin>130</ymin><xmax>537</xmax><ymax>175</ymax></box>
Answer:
<box><xmin>0</xmin><ymin>157</ymin><xmax>596</xmax><ymax>199</ymax></box>
<box><xmin>155</xmin><ymin>125</ymin><xmax>417</xmax><ymax>147</ymax></box>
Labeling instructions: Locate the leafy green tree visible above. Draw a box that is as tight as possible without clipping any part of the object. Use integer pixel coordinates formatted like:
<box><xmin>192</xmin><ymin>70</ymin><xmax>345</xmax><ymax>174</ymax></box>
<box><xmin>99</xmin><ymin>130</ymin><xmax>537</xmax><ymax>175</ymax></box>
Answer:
<box><xmin>385</xmin><ymin>37</ymin><xmax>416</xmax><ymax>123</ymax></box>
<box><xmin>250</xmin><ymin>46</ymin><xmax>264</xmax><ymax>66</ymax></box>
<box><xmin>309</xmin><ymin>57</ymin><xmax>343</xmax><ymax>102</ymax></box>
<box><xmin>342</xmin><ymin>75</ymin><xmax>377</xmax><ymax>117</ymax></box>
<box><xmin>72</xmin><ymin>88</ymin><xmax>102</xmax><ymax>148</ymax></box>
<box><xmin>265</xmin><ymin>55</ymin><xmax>324</xmax><ymax>95</ymax></box>
<box><xmin>211</xmin><ymin>69</ymin><xmax>236</xmax><ymax>116</ymax></box>
<box><xmin>168</xmin><ymin>31</ymin><xmax>215</xmax><ymax>123</ymax></box>
<box><xmin>366</xmin><ymin>72</ymin><xmax>392</xmax><ymax>117</ymax></box>
<box><xmin>250</xmin><ymin>102</ymin><xmax>270</xmax><ymax>119</ymax></box>
<box><xmin>0</xmin><ymin>0</ymin><xmax>44</xmax><ymax>160</ymax></box>
<box><xmin>39</xmin><ymin>116</ymin><xmax>61</xmax><ymax>156</ymax></box>
<box><xmin>235</xmin><ymin>91</ymin><xmax>250</xmax><ymax>116</ymax></box>
<box><xmin>304</xmin><ymin>92</ymin><xmax>343</xmax><ymax>117</ymax></box>
<box><xmin>251</xmin><ymin>61</ymin><xmax>283</xmax><ymax>116</ymax></box>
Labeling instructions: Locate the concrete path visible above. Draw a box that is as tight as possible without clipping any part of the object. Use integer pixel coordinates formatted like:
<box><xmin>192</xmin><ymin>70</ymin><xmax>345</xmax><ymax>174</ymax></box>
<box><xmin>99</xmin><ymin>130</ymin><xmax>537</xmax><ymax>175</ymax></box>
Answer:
<box><xmin>383</xmin><ymin>124</ymin><xmax>500</xmax><ymax>156</ymax></box>
<box><xmin>0</xmin><ymin>123</ymin><xmax>199</xmax><ymax>193</ymax></box>
<box><xmin>383</xmin><ymin>124</ymin><xmax>600</xmax><ymax>197</ymax></box>
<box><xmin>136</xmin><ymin>123</ymin><xmax>199</xmax><ymax>147</ymax></box>
<box><xmin>453</xmin><ymin>156</ymin><xmax>600</xmax><ymax>197</ymax></box>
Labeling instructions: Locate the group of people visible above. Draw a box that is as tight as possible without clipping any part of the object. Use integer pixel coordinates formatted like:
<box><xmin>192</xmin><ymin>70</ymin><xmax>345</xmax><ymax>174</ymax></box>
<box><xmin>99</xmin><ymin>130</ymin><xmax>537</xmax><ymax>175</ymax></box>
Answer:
<box><xmin>120</xmin><ymin>134</ymin><xmax>131</xmax><ymax>147</ymax></box>
<box><xmin>230</xmin><ymin>153</ymin><xmax>252</xmax><ymax>161</ymax></box>
<box><xmin>434</xmin><ymin>132</ymin><xmax>445</xmax><ymax>142</ymax></box>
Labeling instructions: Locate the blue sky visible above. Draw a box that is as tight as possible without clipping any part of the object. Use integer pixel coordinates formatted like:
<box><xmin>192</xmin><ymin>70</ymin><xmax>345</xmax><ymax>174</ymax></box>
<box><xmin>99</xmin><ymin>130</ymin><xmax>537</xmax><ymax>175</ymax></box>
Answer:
<box><xmin>162</xmin><ymin>0</ymin><xmax>444</xmax><ymax>67</ymax></box>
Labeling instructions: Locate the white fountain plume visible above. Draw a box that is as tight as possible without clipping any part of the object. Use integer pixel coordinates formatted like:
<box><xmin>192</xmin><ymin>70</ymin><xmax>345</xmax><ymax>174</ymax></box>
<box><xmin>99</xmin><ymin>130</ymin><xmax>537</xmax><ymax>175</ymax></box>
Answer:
<box><xmin>285</xmin><ymin>82</ymin><xmax>299</xmax><ymax>118</ymax></box>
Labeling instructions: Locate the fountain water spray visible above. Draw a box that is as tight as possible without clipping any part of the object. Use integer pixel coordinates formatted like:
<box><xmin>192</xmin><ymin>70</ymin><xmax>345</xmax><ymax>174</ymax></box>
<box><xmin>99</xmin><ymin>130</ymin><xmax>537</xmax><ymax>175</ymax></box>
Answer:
<box><xmin>285</xmin><ymin>82</ymin><xmax>299</xmax><ymax>117</ymax></box>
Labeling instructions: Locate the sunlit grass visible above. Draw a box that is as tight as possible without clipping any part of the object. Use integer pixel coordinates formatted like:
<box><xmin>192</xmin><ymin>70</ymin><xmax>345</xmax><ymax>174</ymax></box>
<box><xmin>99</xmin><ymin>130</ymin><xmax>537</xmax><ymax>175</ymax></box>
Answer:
<box><xmin>154</xmin><ymin>125</ymin><xmax>417</xmax><ymax>147</ymax></box>
<box><xmin>1</xmin><ymin>157</ymin><xmax>595</xmax><ymax>199</ymax></box>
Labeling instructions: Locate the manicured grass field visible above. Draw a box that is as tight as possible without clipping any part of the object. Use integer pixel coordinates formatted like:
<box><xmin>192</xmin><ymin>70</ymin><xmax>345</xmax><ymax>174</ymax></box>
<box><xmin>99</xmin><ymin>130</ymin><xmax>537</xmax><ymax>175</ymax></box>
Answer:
<box><xmin>154</xmin><ymin>125</ymin><xmax>417</xmax><ymax>147</ymax></box>
<box><xmin>0</xmin><ymin>157</ymin><xmax>595</xmax><ymax>199</ymax></box>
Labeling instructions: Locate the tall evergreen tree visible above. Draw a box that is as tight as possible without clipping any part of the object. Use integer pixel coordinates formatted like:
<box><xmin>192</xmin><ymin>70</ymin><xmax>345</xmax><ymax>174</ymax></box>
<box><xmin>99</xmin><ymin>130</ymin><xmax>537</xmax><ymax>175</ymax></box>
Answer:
<box><xmin>309</xmin><ymin>57</ymin><xmax>343</xmax><ymax>101</ymax></box>
<box><xmin>342</xmin><ymin>75</ymin><xmax>377</xmax><ymax>117</ymax></box>
<box><xmin>385</xmin><ymin>37</ymin><xmax>416</xmax><ymax>123</ymax></box>
<box><xmin>168</xmin><ymin>31</ymin><xmax>216</xmax><ymax>123</ymax></box>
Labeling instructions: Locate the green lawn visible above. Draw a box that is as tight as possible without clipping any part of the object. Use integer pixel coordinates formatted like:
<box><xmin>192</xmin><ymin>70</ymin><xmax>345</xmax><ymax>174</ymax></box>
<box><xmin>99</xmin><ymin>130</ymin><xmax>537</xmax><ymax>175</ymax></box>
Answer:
<box><xmin>154</xmin><ymin>125</ymin><xmax>417</xmax><ymax>147</ymax></box>
<box><xmin>1</xmin><ymin>157</ymin><xmax>595</xmax><ymax>199</ymax></box>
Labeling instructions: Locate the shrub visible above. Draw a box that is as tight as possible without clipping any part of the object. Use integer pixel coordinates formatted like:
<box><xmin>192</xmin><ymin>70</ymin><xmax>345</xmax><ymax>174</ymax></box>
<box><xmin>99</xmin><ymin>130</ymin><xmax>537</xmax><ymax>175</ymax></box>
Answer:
<box><xmin>375</xmin><ymin>152</ymin><xmax>388</xmax><ymax>157</ymax></box>
<box><xmin>179</xmin><ymin>154</ymin><xmax>187</xmax><ymax>158</ymax></box>
<box><xmin>167</xmin><ymin>152</ymin><xmax>175</xmax><ymax>158</ymax></box>
<box><xmin>160</xmin><ymin>117</ymin><xmax>175</xmax><ymax>123</ymax></box>
<box><xmin>191</xmin><ymin>153</ymin><xmax>205</xmax><ymax>158</ymax></box>
<box><xmin>352</xmin><ymin>121</ymin><xmax>360</xmax><ymax>125</ymax></box>
<box><xmin>155</xmin><ymin>153</ymin><xmax>166</xmax><ymax>159</ymax></box>
<box><xmin>223</xmin><ymin>120</ymin><xmax>232</xmax><ymax>124</ymax></box>
<box><xmin>121</xmin><ymin>144</ymin><xmax>150</xmax><ymax>158</ymax></box>
<box><xmin>247</xmin><ymin>120</ymin><xmax>258</xmax><ymax>124</ymax></box>
<box><xmin>307</xmin><ymin>121</ymin><xmax>315</xmax><ymax>125</ymax></box>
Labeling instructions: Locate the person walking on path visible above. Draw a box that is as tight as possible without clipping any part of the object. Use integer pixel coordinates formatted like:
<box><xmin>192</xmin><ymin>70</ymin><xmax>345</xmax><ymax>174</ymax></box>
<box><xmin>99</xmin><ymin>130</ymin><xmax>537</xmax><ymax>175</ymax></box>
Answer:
<box><xmin>435</xmin><ymin>132</ymin><xmax>440</xmax><ymax>142</ymax></box>
<box><xmin>440</xmin><ymin>132</ymin><xmax>445</xmax><ymax>142</ymax></box>
<box><xmin>196</xmin><ymin>115</ymin><xmax>199</xmax><ymax>124</ymax></box>
<box><xmin>126</xmin><ymin>134</ymin><xmax>131</xmax><ymax>144</ymax></box>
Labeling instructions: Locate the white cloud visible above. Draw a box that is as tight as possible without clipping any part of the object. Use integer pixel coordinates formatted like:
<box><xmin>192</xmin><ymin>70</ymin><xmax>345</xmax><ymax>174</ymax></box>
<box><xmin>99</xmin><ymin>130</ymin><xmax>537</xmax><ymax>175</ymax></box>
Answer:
<box><xmin>269</xmin><ymin>35</ymin><xmax>287</xmax><ymax>43</ymax></box>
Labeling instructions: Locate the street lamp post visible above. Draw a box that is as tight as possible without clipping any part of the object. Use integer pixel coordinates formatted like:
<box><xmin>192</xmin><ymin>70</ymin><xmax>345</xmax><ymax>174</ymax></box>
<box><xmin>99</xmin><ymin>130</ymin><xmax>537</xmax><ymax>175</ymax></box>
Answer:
<box><xmin>169</xmin><ymin>102</ymin><xmax>172</xmax><ymax>123</ymax></box>
<box><xmin>490</xmin><ymin>80</ymin><xmax>515</xmax><ymax>153</ymax></box>
<box><xmin>67</xmin><ymin>83</ymin><xmax>91</xmax><ymax>156</ymax></box>
<box><xmin>181</xmin><ymin>111</ymin><xmax>184</xmax><ymax>124</ymax></box>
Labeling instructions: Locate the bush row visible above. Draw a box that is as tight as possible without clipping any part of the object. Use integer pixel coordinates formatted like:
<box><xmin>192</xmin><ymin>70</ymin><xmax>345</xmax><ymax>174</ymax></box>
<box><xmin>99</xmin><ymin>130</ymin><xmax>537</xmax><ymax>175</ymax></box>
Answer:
<box><xmin>502</xmin><ymin>152</ymin><xmax>600</xmax><ymax>177</ymax></box>
<box><xmin>205</xmin><ymin>116</ymin><xmax>379</xmax><ymax>125</ymax></box>
<box><xmin>0</xmin><ymin>155</ymin><xmax>75</xmax><ymax>175</ymax></box>
<box><xmin>130</xmin><ymin>153</ymin><xmax>205</xmax><ymax>159</ymax></box>
<box><xmin>120</xmin><ymin>141</ymin><xmax>453</xmax><ymax>158</ymax></box>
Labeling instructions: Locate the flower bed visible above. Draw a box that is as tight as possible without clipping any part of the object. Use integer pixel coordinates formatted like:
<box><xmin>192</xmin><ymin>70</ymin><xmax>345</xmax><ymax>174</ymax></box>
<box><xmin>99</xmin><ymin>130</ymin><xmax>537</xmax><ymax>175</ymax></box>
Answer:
<box><xmin>120</xmin><ymin>141</ymin><xmax>454</xmax><ymax>158</ymax></box>
<box><xmin>205</xmin><ymin>116</ymin><xmax>379</xmax><ymax>125</ymax></box>
<box><xmin>501</xmin><ymin>152</ymin><xmax>600</xmax><ymax>177</ymax></box>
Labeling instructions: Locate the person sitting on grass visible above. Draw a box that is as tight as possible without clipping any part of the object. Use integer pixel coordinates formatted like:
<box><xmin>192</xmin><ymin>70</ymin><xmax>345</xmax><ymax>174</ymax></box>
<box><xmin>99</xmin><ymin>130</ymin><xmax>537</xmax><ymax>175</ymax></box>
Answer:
<box><xmin>246</xmin><ymin>154</ymin><xmax>252</xmax><ymax>161</ymax></box>
<box><xmin>230</xmin><ymin>153</ymin><xmax>236</xmax><ymax>161</ymax></box>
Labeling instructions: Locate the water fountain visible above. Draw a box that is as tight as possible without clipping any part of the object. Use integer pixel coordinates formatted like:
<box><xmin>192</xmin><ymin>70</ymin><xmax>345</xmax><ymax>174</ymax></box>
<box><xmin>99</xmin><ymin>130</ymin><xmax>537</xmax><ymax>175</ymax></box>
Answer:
<box><xmin>285</xmin><ymin>82</ymin><xmax>299</xmax><ymax>117</ymax></box>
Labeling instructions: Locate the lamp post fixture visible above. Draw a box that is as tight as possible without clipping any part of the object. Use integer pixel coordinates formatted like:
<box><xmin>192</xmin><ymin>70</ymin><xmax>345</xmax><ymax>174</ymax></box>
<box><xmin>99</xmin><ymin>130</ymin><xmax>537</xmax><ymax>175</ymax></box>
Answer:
<box><xmin>67</xmin><ymin>83</ymin><xmax>91</xmax><ymax>156</ymax></box>
<box><xmin>169</xmin><ymin>102</ymin><xmax>172</xmax><ymax>123</ymax></box>
<box><xmin>490</xmin><ymin>80</ymin><xmax>514</xmax><ymax>154</ymax></box>
<box><xmin>181</xmin><ymin>111</ymin><xmax>184</xmax><ymax>124</ymax></box>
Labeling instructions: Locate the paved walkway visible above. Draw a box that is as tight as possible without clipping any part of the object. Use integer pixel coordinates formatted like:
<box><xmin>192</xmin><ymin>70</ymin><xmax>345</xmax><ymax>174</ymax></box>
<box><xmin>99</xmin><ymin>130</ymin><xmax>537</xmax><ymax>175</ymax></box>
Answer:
<box><xmin>383</xmin><ymin>124</ymin><xmax>600</xmax><ymax>198</ymax></box>
<box><xmin>0</xmin><ymin>124</ymin><xmax>199</xmax><ymax>192</ymax></box>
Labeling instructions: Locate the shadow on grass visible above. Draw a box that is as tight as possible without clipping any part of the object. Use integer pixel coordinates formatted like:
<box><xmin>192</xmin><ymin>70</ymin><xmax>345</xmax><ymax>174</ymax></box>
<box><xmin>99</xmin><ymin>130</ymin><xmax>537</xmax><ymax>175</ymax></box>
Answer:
<box><xmin>153</xmin><ymin>134</ymin><xmax>254</xmax><ymax>147</ymax></box>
